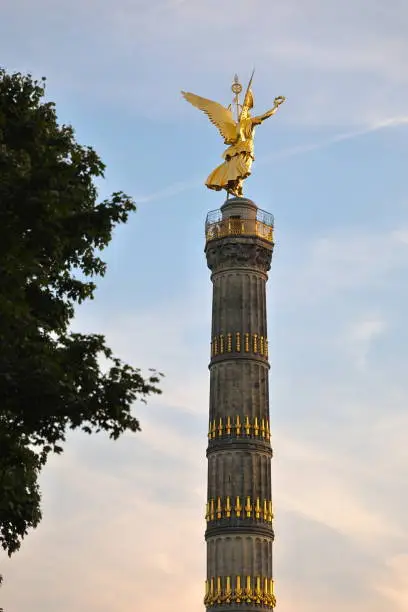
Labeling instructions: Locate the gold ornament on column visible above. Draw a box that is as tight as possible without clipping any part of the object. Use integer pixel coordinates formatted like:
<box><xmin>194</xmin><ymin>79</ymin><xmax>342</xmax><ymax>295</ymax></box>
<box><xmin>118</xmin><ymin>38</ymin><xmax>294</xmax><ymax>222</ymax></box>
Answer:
<box><xmin>225</xmin><ymin>576</ymin><xmax>232</xmax><ymax>603</ymax></box>
<box><xmin>225</xmin><ymin>496</ymin><xmax>232</xmax><ymax>517</ymax></box>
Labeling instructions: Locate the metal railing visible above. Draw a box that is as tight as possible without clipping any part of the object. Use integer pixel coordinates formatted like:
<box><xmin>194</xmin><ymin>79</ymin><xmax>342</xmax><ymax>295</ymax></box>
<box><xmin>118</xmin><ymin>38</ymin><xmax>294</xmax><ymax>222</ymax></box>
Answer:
<box><xmin>205</xmin><ymin>208</ymin><xmax>274</xmax><ymax>244</ymax></box>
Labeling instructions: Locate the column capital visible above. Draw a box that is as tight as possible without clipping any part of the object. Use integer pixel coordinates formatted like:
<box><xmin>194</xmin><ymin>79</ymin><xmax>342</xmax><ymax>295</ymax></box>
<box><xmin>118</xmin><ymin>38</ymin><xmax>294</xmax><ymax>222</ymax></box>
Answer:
<box><xmin>205</xmin><ymin>237</ymin><xmax>273</xmax><ymax>275</ymax></box>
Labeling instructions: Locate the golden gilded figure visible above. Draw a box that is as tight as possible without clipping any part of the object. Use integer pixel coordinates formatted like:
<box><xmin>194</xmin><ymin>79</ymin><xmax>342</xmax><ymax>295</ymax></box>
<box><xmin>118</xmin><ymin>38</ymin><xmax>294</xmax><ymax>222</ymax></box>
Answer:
<box><xmin>182</xmin><ymin>72</ymin><xmax>285</xmax><ymax>197</ymax></box>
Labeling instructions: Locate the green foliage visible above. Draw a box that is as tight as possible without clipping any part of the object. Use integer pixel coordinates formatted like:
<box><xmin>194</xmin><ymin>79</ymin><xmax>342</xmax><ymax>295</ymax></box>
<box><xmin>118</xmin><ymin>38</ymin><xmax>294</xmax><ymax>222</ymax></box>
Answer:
<box><xmin>0</xmin><ymin>68</ymin><xmax>162</xmax><ymax>557</ymax></box>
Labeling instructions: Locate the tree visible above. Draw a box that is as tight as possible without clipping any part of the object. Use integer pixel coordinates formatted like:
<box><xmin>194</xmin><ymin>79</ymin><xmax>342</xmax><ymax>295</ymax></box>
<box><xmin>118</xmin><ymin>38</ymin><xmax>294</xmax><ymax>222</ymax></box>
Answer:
<box><xmin>0</xmin><ymin>68</ymin><xmax>163</xmax><ymax>557</ymax></box>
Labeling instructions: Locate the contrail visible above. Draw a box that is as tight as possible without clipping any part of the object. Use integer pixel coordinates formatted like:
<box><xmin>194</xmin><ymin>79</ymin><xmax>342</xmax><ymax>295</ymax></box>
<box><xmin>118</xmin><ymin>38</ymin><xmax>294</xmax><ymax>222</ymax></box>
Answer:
<box><xmin>137</xmin><ymin>116</ymin><xmax>408</xmax><ymax>203</ymax></box>
<box><xmin>258</xmin><ymin>115</ymin><xmax>408</xmax><ymax>165</ymax></box>
<box><xmin>135</xmin><ymin>178</ymin><xmax>201</xmax><ymax>203</ymax></box>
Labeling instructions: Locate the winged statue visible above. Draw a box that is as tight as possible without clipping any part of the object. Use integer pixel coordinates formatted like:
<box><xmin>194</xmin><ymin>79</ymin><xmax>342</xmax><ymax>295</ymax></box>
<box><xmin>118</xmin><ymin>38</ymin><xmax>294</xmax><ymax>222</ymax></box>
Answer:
<box><xmin>181</xmin><ymin>73</ymin><xmax>285</xmax><ymax>197</ymax></box>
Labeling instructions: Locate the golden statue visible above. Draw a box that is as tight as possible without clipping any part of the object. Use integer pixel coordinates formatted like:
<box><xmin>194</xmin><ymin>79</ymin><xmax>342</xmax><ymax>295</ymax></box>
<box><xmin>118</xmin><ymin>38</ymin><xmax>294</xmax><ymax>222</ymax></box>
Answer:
<box><xmin>182</xmin><ymin>72</ymin><xmax>285</xmax><ymax>197</ymax></box>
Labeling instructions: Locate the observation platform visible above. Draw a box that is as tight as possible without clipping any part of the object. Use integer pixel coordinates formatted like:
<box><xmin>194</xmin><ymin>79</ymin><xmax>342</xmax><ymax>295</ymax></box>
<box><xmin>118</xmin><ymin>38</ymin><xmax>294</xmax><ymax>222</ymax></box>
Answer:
<box><xmin>205</xmin><ymin>198</ymin><xmax>274</xmax><ymax>245</ymax></box>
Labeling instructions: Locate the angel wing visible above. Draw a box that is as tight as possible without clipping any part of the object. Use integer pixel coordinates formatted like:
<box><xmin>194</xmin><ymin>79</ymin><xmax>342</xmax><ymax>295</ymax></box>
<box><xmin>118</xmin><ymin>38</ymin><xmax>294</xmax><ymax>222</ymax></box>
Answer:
<box><xmin>181</xmin><ymin>91</ymin><xmax>237</xmax><ymax>144</ymax></box>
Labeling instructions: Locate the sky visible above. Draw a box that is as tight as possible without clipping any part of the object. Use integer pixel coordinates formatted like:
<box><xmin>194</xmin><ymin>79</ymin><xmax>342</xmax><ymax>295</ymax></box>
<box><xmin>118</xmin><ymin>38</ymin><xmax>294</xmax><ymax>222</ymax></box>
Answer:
<box><xmin>1</xmin><ymin>0</ymin><xmax>408</xmax><ymax>610</ymax></box>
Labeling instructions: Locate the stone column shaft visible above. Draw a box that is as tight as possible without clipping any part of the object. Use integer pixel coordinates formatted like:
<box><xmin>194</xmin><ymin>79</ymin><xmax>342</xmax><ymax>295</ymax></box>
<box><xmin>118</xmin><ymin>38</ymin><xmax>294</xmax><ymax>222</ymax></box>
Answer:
<box><xmin>204</xmin><ymin>197</ymin><xmax>275</xmax><ymax>612</ymax></box>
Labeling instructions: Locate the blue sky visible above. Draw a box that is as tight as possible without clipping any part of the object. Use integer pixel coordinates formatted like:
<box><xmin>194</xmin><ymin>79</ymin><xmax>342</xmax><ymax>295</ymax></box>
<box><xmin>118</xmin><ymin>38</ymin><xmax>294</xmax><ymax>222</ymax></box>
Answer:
<box><xmin>1</xmin><ymin>1</ymin><xmax>408</xmax><ymax>611</ymax></box>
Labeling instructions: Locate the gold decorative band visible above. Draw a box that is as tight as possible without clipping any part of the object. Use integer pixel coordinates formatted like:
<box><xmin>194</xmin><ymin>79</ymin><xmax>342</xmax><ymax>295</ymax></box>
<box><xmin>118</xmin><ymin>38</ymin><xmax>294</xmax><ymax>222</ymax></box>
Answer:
<box><xmin>211</xmin><ymin>332</ymin><xmax>268</xmax><ymax>358</ymax></box>
<box><xmin>208</xmin><ymin>415</ymin><xmax>270</xmax><ymax>440</ymax></box>
<box><xmin>205</xmin><ymin>496</ymin><xmax>274</xmax><ymax>522</ymax></box>
<box><xmin>204</xmin><ymin>576</ymin><xmax>276</xmax><ymax>608</ymax></box>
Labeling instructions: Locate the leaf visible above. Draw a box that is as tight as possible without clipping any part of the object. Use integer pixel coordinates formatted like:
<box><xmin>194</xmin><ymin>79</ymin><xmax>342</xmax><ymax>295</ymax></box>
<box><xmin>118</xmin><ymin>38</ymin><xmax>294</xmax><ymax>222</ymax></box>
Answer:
<box><xmin>0</xmin><ymin>68</ymin><xmax>163</xmax><ymax>557</ymax></box>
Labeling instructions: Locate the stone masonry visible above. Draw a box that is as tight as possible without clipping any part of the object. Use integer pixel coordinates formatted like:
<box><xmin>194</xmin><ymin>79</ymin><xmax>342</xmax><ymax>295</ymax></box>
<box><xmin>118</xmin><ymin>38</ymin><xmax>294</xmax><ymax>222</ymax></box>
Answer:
<box><xmin>204</xmin><ymin>197</ymin><xmax>275</xmax><ymax>612</ymax></box>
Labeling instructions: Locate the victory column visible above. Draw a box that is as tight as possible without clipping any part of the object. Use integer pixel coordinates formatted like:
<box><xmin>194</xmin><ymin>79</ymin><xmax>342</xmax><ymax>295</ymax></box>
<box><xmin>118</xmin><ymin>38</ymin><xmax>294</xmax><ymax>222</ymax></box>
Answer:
<box><xmin>182</xmin><ymin>74</ymin><xmax>285</xmax><ymax>611</ymax></box>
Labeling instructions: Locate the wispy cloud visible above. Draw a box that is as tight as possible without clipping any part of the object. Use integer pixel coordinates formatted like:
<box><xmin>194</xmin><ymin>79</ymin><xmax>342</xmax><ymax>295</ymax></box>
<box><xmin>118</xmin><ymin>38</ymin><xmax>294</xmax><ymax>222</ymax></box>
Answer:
<box><xmin>3</xmin><ymin>393</ymin><xmax>406</xmax><ymax>611</ymax></box>
<box><xmin>276</xmin><ymin>225</ymin><xmax>408</xmax><ymax>306</ymax></box>
<box><xmin>341</xmin><ymin>316</ymin><xmax>387</xmax><ymax>370</ymax></box>
<box><xmin>276</xmin><ymin>429</ymin><xmax>404</xmax><ymax>543</ymax></box>
<box><xmin>376</xmin><ymin>555</ymin><xmax>408</xmax><ymax>611</ymax></box>
<box><xmin>3</xmin><ymin>0</ymin><xmax>408</xmax><ymax>124</ymax></box>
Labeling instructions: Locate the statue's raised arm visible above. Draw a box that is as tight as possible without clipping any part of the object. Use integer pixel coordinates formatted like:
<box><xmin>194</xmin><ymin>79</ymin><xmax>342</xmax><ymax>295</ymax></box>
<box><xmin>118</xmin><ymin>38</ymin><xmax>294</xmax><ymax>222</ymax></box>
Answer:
<box><xmin>253</xmin><ymin>96</ymin><xmax>286</xmax><ymax>125</ymax></box>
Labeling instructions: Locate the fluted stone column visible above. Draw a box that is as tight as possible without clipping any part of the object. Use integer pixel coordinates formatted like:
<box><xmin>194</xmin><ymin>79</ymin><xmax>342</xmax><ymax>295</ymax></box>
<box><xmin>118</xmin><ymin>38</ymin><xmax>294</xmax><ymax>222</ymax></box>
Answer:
<box><xmin>204</xmin><ymin>197</ymin><xmax>275</xmax><ymax>612</ymax></box>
